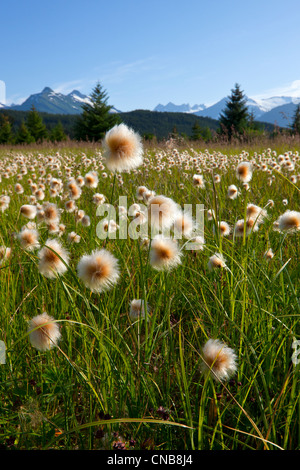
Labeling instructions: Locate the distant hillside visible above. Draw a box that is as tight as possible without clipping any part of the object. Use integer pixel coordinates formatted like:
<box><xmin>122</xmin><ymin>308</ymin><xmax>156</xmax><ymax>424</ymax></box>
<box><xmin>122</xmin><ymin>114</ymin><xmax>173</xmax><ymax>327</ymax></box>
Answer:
<box><xmin>119</xmin><ymin>109</ymin><xmax>220</xmax><ymax>140</ymax></box>
<box><xmin>0</xmin><ymin>109</ymin><xmax>79</xmax><ymax>139</ymax></box>
<box><xmin>0</xmin><ymin>108</ymin><xmax>277</xmax><ymax>143</ymax></box>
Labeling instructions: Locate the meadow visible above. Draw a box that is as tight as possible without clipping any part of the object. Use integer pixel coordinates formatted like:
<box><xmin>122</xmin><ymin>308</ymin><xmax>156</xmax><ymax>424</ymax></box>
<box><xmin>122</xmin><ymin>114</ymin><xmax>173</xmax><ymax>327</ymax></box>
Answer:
<box><xmin>0</xmin><ymin>129</ymin><xmax>299</xmax><ymax>451</ymax></box>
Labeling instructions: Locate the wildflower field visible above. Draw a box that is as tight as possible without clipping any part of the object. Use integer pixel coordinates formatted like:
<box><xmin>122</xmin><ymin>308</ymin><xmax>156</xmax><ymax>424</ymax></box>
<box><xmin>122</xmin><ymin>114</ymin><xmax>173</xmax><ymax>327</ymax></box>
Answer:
<box><xmin>0</xmin><ymin>130</ymin><xmax>299</xmax><ymax>451</ymax></box>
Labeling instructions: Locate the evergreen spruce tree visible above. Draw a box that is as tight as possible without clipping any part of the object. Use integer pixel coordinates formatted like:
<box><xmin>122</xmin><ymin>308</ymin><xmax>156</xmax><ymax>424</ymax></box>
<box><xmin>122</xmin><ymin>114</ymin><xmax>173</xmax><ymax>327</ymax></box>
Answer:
<box><xmin>0</xmin><ymin>114</ymin><xmax>14</xmax><ymax>144</ymax></box>
<box><xmin>219</xmin><ymin>83</ymin><xmax>249</xmax><ymax>139</ymax></box>
<box><xmin>74</xmin><ymin>82</ymin><xmax>121</xmax><ymax>141</ymax></box>
<box><xmin>15</xmin><ymin>120</ymin><xmax>35</xmax><ymax>144</ymax></box>
<box><xmin>291</xmin><ymin>104</ymin><xmax>300</xmax><ymax>134</ymax></box>
<box><xmin>191</xmin><ymin>121</ymin><xmax>203</xmax><ymax>140</ymax></box>
<box><xmin>50</xmin><ymin>121</ymin><xmax>67</xmax><ymax>142</ymax></box>
<box><xmin>26</xmin><ymin>106</ymin><xmax>48</xmax><ymax>142</ymax></box>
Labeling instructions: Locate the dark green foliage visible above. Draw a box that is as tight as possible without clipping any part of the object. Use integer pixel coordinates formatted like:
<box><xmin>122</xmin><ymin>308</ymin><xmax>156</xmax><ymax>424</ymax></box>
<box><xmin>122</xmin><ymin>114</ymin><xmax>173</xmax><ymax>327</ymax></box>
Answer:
<box><xmin>26</xmin><ymin>106</ymin><xmax>48</xmax><ymax>142</ymax></box>
<box><xmin>50</xmin><ymin>121</ymin><xmax>67</xmax><ymax>142</ymax></box>
<box><xmin>0</xmin><ymin>109</ymin><xmax>77</xmax><ymax>140</ymax></box>
<box><xmin>191</xmin><ymin>121</ymin><xmax>213</xmax><ymax>142</ymax></box>
<box><xmin>14</xmin><ymin>121</ymin><xmax>35</xmax><ymax>144</ymax></box>
<box><xmin>0</xmin><ymin>114</ymin><xmax>14</xmax><ymax>143</ymax></box>
<box><xmin>219</xmin><ymin>83</ymin><xmax>250</xmax><ymax>139</ymax></box>
<box><xmin>0</xmin><ymin>107</ymin><xmax>277</xmax><ymax>145</ymax></box>
<box><xmin>119</xmin><ymin>110</ymin><xmax>219</xmax><ymax>140</ymax></box>
<box><xmin>73</xmin><ymin>82</ymin><xmax>121</xmax><ymax>142</ymax></box>
<box><xmin>291</xmin><ymin>104</ymin><xmax>300</xmax><ymax>134</ymax></box>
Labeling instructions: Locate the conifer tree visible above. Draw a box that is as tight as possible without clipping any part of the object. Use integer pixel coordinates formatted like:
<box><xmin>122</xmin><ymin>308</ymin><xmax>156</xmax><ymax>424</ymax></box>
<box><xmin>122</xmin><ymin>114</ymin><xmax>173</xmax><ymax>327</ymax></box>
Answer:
<box><xmin>191</xmin><ymin>121</ymin><xmax>202</xmax><ymax>140</ymax></box>
<box><xmin>0</xmin><ymin>114</ymin><xmax>14</xmax><ymax>144</ymax></box>
<box><xmin>74</xmin><ymin>82</ymin><xmax>121</xmax><ymax>141</ymax></box>
<box><xmin>219</xmin><ymin>83</ymin><xmax>249</xmax><ymax>139</ymax></box>
<box><xmin>50</xmin><ymin>121</ymin><xmax>67</xmax><ymax>142</ymax></box>
<box><xmin>26</xmin><ymin>106</ymin><xmax>48</xmax><ymax>142</ymax></box>
<box><xmin>15</xmin><ymin>120</ymin><xmax>35</xmax><ymax>144</ymax></box>
<box><xmin>291</xmin><ymin>104</ymin><xmax>300</xmax><ymax>134</ymax></box>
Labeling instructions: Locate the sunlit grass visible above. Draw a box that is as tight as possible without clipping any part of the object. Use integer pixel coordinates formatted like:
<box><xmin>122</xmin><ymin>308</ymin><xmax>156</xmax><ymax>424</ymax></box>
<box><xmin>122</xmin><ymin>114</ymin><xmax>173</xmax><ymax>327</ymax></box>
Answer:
<box><xmin>0</xmin><ymin>142</ymin><xmax>299</xmax><ymax>450</ymax></box>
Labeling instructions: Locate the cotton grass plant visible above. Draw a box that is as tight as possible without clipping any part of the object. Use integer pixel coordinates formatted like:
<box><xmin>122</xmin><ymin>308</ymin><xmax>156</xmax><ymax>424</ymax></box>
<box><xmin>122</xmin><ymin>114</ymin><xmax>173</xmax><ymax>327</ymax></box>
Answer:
<box><xmin>0</xmin><ymin>142</ymin><xmax>299</xmax><ymax>451</ymax></box>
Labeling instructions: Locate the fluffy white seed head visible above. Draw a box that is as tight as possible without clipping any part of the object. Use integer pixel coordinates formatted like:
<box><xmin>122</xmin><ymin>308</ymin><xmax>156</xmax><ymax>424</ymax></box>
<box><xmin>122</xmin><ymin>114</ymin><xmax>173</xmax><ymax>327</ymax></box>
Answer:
<box><xmin>18</xmin><ymin>227</ymin><xmax>40</xmax><ymax>251</ymax></box>
<box><xmin>103</xmin><ymin>124</ymin><xmax>143</xmax><ymax>173</ymax></box>
<box><xmin>28</xmin><ymin>312</ymin><xmax>61</xmax><ymax>351</ymax></box>
<box><xmin>208</xmin><ymin>252</ymin><xmax>227</xmax><ymax>271</ymax></box>
<box><xmin>277</xmin><ymin>210</ymin><xmax>300</xmax><ymax>232</ymax></box>
<box><xmin>201</xmin><ymin>338</ymin><xmax>237</xmax><ymax>382</ymax></box>
<box><xmin>129</xmin><ymin>299</ymin><xmax>149</xmax><ymax>321</ymax></box>
<box><xmin>38</xmin><ymin>238</ymin><xmax>69</xmax><ymax>279</ymax></box>
<box><xmin>150</xmin><ymin>235</ymin><xmax>182</xmax><ymax>271</ymax></box>
<box><xmin>77</xmin><ymin>249</ymin><xmax>120</xmax><ymax>293</ymax></box>
<box><xmin>147</xmin><ymin>195</ymin><xmax>180</xmax><ymax>233</ymax></box>
<box><xmin>236</xmin><ymin>161</ymin><xmax>253</xmax><ymax>183</ymax></box>
<box><xmin>20</xmin><ymin>204</ymin><xmax>37</xmax><ymax>220</ymax></box>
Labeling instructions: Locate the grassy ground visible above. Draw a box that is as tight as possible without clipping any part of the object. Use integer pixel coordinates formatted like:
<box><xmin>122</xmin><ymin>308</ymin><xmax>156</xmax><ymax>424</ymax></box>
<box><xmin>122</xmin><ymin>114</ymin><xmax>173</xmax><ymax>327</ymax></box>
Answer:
<box><xmin>0</xmin><ymin>141</ymin><xmax>299</xmax><ymax>450</ymax></box>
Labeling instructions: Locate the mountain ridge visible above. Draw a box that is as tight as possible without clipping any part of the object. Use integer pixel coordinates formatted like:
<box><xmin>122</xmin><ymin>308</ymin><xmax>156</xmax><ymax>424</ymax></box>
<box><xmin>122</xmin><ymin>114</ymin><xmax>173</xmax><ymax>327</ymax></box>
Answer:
<box><xmin>3</xmin><ymin>86</ymin><xmax>300</xmax><ymax>127</ymax></box>
<box><xmin>4</xmin><ymin>87</ymin><xmax>120</xmax><ymax>115</ymax></box>
<box><xmin>154</xmin><ymin>95</ymin><xmax>300</xmax><ymax>127</ymax></box>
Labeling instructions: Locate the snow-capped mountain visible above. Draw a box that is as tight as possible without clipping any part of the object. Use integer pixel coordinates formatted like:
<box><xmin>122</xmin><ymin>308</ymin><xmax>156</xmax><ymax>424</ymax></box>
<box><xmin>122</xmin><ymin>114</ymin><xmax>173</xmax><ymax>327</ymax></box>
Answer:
<box><xmin>154</xmin><ymin>102</ymin><xmax>206</xmax><ymax>113</ymax></box>
<box><xmin>154</xmin><ymin>95</ymin><xmax>300</xmax><ymax>127</ymax></box>
<box><xmin>4</xmin><ymin>87</ymin><xmax>120</xmax><ymax>115</ymax></box>
<box><xmin>6</xmin><ymin>87</ymin><xmax>92</xmax><ymax>115</ymax></box>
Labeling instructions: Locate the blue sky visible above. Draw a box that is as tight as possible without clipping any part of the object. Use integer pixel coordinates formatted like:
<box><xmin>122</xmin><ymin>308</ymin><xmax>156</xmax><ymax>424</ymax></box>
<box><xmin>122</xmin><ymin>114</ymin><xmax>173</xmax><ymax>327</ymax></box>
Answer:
<box><xmin>2</xmin><ymin>0</ymin><xmax>300</xmax><ymax>111</ymax></box>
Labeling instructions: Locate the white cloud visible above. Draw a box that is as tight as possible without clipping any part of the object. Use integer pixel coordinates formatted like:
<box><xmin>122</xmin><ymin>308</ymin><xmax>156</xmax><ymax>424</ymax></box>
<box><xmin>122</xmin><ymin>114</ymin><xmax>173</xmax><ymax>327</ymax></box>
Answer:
<box><xmin>252</xmin><ymin>80</ymin><xmax>300</xmax><ymax>100</ymax></box>
<box><xmin>53</xmin><ymin>79</ymin><xmax>87</xmax><ymax>94</ymax></box>
<box><xmin>0</xmin><ymin>80</ymin><xmax>6</xmax><ymax>104</ymax></box>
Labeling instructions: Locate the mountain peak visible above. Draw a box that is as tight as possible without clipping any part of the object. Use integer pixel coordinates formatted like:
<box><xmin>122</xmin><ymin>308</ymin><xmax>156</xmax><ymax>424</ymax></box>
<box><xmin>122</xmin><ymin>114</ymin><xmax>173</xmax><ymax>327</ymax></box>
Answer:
<box><xmin>68</xmin><ymin>89</ymin><xmax>87</xmax><ymax>99</ymax></box>
<box><xmin>41</xmin><ymin>87</ymin><xmax>54</xmax><ymax>94</ymax></box>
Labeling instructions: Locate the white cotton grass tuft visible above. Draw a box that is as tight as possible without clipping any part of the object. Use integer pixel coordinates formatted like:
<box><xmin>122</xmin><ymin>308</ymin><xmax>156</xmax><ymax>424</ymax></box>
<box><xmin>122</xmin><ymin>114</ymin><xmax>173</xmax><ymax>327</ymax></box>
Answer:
<box><xmin>136</xmin><ymin>186</ymin><xmax>149</xmax><ymax>201</ymax></box>
<box><xmin>20</xmin><ymin>204</ymin><xmax>37</xmax><ymax>220</ymax></box>
<box><xmin>38</xmin><ymin>238</ymin><xmax>69</xmax><ymax>279</ymax></box>
<box><xmin>276</xmin><ymin>210</ymin><xmax>300</xmax><ymax>233</ymax></box>
<box><xmin>129</xmin><ymin>299</ymin><xmax>149</xmax><ymax>321</ymax></box>
<box><xmin>0</xmin><ymin>195</ymin><xmax>10</xmax><ymax>212</ymax></box>
<box><xmin>84</xmin><ymin>171</ymin><xmax>99</xmax><ymax>189</ymax></box>
<box><xmin>67</xmin><ymin>180</ymin><xmax>82</xmax><ymax>200</ymax></box>
<box><xmin>264</xmin><ymin>248</ymin><xmax>274</xmax><ymax>260</ymax></box>
<box><xmin>173</xmin><ymin>211</ymin><xmax>196</xmax><ymax>239</ymax></box>
<box><xmin>17</xmin><ymin>227</ymin><xmax>40</xmax><ymax>251</ymax></box>
<box><xmin>103</xmin><ymin>123</ymin><xmax>143</xmax><ymax>173</ymax></box>
<box><xmin>0</xmin><ymin>246</ymin><xmax>11</xmax><ymax>266</ymax></box>
<box><xmin>147</xmin><ymin>195</ymin><xmax>180</xmax><ymax>233</ymax></box>
<box><xmin>207</xmin><ymin>209</ymin><xmax>215</xmax><ymax>221</ymax></box>
<box><xmin>92</xmin><ymin>193</ymin><xmax>106</xmax><ymax>206</ymax></box>
<box><xmin>186</xmin><ymin>235</ymin><xmax>205</xmax><ymax>251</ymax></box>
<box><xmin>193</xmin><ymin>174</ymin><xmax>205</xmax><ymax>188</ymax></box>
<box><xmin>208</xmin><ymin>252</ymin><xmax>227</xmax><ymax>271</ymax></box>
<box><xmin>67</xmin><ymin>231</ymin><xmax>81</xmax><ymax>244</ymax></box>
<box><xmin>42</xmin><ymin>202</ymin><xmax>61</xmax><ymax>225</ymax></box>
<box><xmin>28</xmin><ymin>312</ymin><xmax>61</xmax><ymax>351</ymax></box>
<box><xmin>236</xmin><ymin>161</ymin><xmax>253</xmax><ymax>183</ymax></box>
<box><xmin>246</xmin><ymin>203</ymin><xmax>267</xmax><ymax>224</ymax></box>
<box><xmin>214</xmin><ymin>221</ymin><xmax>231</xmax><ymax>237</ymax></box>
<box><xmin>200</xmin><ymin>338</ymin><xmax>237</xmax><ymax>382</ymax></box>
<box><xmin>227</xmin><ymin>184</ymin><xmax>239</xmax><ymax>200</ymax></box>
<box><xmin>77</xmin><ymin>249</ymin><xmax>120</xmax><ymax>293</ymax></box>
<box><xmin>234</xmin><ymin>218</ymin><xmax>260</xmax><ymax>238</ymax></box>
<box><xmin>149</xmin><ymin>235</ymin><xmax>182</xmax><ymax>271</ymax></box>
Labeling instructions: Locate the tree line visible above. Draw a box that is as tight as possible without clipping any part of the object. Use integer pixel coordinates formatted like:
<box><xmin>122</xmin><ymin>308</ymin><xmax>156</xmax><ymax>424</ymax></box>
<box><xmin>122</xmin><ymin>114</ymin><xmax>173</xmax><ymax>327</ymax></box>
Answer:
<box><xmin>1</xmin><ymin>82</ymin><xmax>299</xmax><ymax>145</ymax></box>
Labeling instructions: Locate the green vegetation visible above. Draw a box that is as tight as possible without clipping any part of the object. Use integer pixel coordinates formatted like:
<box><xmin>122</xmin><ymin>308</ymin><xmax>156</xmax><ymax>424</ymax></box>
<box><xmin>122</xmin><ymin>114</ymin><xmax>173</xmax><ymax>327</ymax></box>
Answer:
<box><xmin>219</xmin><ymin>83</ymin><xmax>250</xmax><ymax>140</ymax></box>
<box><xmin>0</xmin><ymin>142</ymin><xmax>299</xmax><ymax>450</ymax></box>
<box><xmin>292</xmin><ymin>104</ymin><xmax>300</xmax><ymax>135</ymax></box>
<box><xmin>73</xmin><ymin>82</ymin><xmax>121</xmax><ymax>142</ymax></box>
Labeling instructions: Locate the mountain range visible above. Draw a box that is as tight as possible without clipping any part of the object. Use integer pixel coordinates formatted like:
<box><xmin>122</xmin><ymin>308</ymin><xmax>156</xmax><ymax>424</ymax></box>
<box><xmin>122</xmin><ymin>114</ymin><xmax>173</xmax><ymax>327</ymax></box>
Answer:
<box><xmin>2</xmin><ymin>87</ymin><xmax>120</xmax><ymax>115</ymax></box>
<box><xmin>2</xmin><ymin>86</ymin><xmax>300</xmax><ymax>128</ymax></box>
<box><xmin>154</xmin><ymin>96</ymin><xmax>300</xmax><ymax>128</ymax></box>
